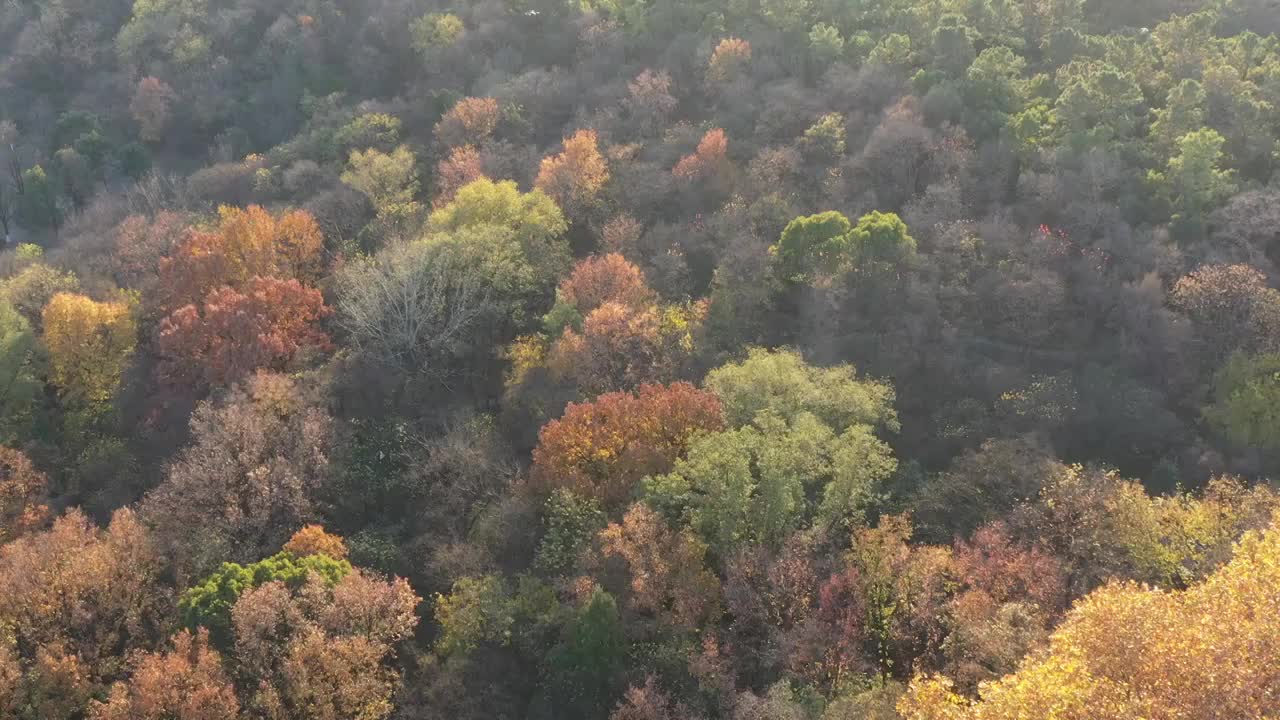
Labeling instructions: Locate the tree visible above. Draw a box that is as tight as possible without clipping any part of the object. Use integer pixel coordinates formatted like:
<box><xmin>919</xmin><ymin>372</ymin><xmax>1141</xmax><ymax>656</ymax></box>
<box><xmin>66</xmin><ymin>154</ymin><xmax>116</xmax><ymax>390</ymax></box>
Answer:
<box><xmin>428</xmin><ymin>178</ymin><xmax>567</xmax><ymax>249</ymax></box>
<box><xmin>130</xmin><ymin>77</ymin><xmax>177</xmax><ymax>143</ymax></box>
<box><xmin>851</xmin><ymin>210</ymin><xmax>917</xmax><ymax>268</ymax></box>
<box><xmin>704</xmin><ymin>347</ymin><xmax>898</xmax><ymax>432</ymax></box>
<box><xmin>545</xmin><ymin>588</ymin><xmax>628</xmax><ymax>720</ymax></box>
<box><xmin>1151</xmin><ymin>128</ymin><xmax>1238</xmax><ymax>239</ymax></box>
<box><xmin>15</xmin><ymin>165</ymin><xmax>60</xmax><ymax>232</ymax></box>
<box><xmin>1206</xmin><ymin>352</ymin><xmax>1280</xmax><ymax>450</ymax></box>
<box><xmin>535</xmin><ymin>129</ymin><xmax>609</xmax><ymax>217</ymax></box>
<box><xmin>708</xmin><ymin>38</ymin><xmax>752</xmax><ymax>84</ymax></box>
<box><xmin>0</xmin><ymin>446</ymin><xmax>49</xmax><ymax>544</ymax></box>
<box><xmin>799</xmin><ymin>113</ymin><xmax>847</xmax><ymax>161</ymax></box>
<box><xmin>157</xmin><ymin>205</ymin><xmax>324</xmax><ymax>311</ymax></box>
<box><xmin>229</xmin><ymin>570</ymin><xmax>419</xmax><ymax>720</ymax></box>
<box><xmin>341</xmin><ymin>145</ymin><xmax>423</xmax><ymax>234</ymax></box>
<box><xmin>848</xmin><ymin>517</ymin><xmax>953</xmax><ymax>678</ymax></box>
<box><xmin>809</xmin><ymin>23</ymin><xmax>845</xmax><ymax>66</ymax></box>
<box><xmin>42</xmin><ymin>293</ymin><xmax>137</xmax><ymax>406</ymax></box>
<box><xmin>1053</xmin><ymin>60</ymin><xmax>1145</xmax><ymax>147</ymax></box>
<box><xmin>1170</xmin><ymin>264</ymin><xmax>1280</xmax><ymax>370</ymax></box>
<box><xmin>284</xmin><ymin>525</ymin><xmax>349</xmax><ymax>559</ymax></box>
<box><xmin>336</xmin><ymin>239</ymin><xmax>493</xmax><ymax>373</ymax></box>
<box><xmin>141</xmin><ymin>373</ymin><xmax>333</xmax><ymax>579</ymax></box>
<box><xmin>622</xmin><ymin>70</ymin><xmax>677</xmax><ymax>136</ymax></box>
<box><xmin>0</xmin><ymin>300</ymin><xmax>44</xmax><ymax>444</ymax></box>
<box><xmin>90</xmin><ymin>630</ymin><xmax>240</xmax><ymax>720</ymax></box>
<box><xmin>434</xmin><ymin>145</ymin><xmax>484</xmax><ymax>209</ymax></box>
<box><xmin>433</xmin><ymin>575</ymin><xmax>516</xmax><ymax>656</ymax></box>
<box><xmin>426</xmin><ymin>178</ymin><xmax>570</xmax><ymax>302</ymax></box>
<box><xmin>547</xmin><ymin>301</ymin><xmax>680</xmax><ymax>395</ymax></box>
<box><xmin>0</xmin><ymin>509</ymin><xmax>170</xmax><ymax>682</ymax></box>
<box><xmin>112</xmin><ymin>212</ymin><xmax>190</xmax><ymax>291</ymax></box>
<box><xmin>180</xmin><ymin>551</ymin><xmax>352</xmax><ymax>649</ymax></box>
<box><xmin>531</xmin><ymin>383</ymin><xmax>724</xmax><ymax>509</ymax></box>
<box><xmin>771</xmin><ymin>211</ymin><xmax>854</xmax><ymax>283</ymax></box>
<box><xmin>2</xmin><ymin>262</ymin><xmax>80</xmax><ymax>328</ymax></box>
<box><xmin>434</xmin><ymin>97</ymin><xmax>500</xmax><ymax>149</ymax></box>
<box><xmin>535</xmin><ymin>489</ymin><xmax>607</xmax><ymax>576</ymax></box>
<box><xmin>644</xmin><ymin>412</ymin><xmax>898</xmax><ymax>553</ymax></box>
<box><xmin>599</xmin><ymin>503</ymin><xmax>721</xmax><ymax>629</ymax></box>
<box><xmin>899</xmin><ymin>516</ymin><xmax>1280</xmax><ymax>719</ymax></box>
<box><xmin>916</xmin><ymin>438</ymin><xmax>1072</xmax><ymax>542</ymax></box>
<box><xmin>157</xmin><ymin>277</ymin><xmax>331</xmax><ymax>392</ymax></box>
<box><xmin>673</xmin><ymin>128</ymin><xmax>730</xmax><ymax>181</ymax></box>
<box><xmin>557</xmin><ymin>254</ymin><xmax>655</xmax><ymax>316</ymax></box>
<box><xmin>411</xmin><ymin>12</ymin><xmax>465</xmax><ymax>57</ymax></box>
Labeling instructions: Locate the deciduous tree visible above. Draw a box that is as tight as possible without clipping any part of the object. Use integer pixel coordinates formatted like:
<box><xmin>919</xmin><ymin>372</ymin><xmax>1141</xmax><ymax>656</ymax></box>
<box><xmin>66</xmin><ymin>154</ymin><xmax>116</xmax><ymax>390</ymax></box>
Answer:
<box><xmin>673</xmin><ymin>128</ymin><xmax>730</xmax><ymax>181</ymax></box>
<box><xmin>434</xmin><ymin>97</ymin><xmax>500</xmax><ymax>149</ymax></box>
<box><xmin>434</xmin><ymin>145</ymin><xmax>484</xmax><ymax>209</ymax></box>
<box><xmin>42</xmin><ymin>292</ymin><xmax>136</xmax><ymax>405</ymax></box>
<box><xmin>157</xmin><ymin>277</ymin><xmax>331</xmax><ymax>391</ymax></box>
<box><xmin>91</xmin><ymin>629</ymin><xmax>240</xmax><ymax>720</ymax></box>
<box><xmin>535</xmin><ymin>129</ymin><xmax>609</xmax><ymax>217</ymax></box>
<box><xmin>0</xmin><ymin>446</ymin><xmax>49</xmax><ymax>543</ymax></box>
<box><xmin>531</xmin><ymin>383</ymin><xmax>723</xmax><ymax>509</ymax></box>
<box><xmin>557</xmin><ymin>254</ymin><xmax>656</xmax><ymax>316</ymax></box>
<box><xmin>900</xmin><ymin>516</ymin><xmax>1280</xmax><ymax>719</ymax></box>
<box><xmin>142</xmin><ymin>373</ymin><xmax>333</xmax><ymax>579</ymax></box>
<box><xmin>0</xmin><ymin>509</ymin><xmax>170</xmax><ymax>682</ymax></box>
<box><xmin>599</xmin><ymin>503</ymin><xmax>721</xmax><ymax>628</ymax></box>
<box><xmin>130</xmin><ymin>77</ymin><xmax>177</xmax><ymax>144</ymax></box>
<box><xmin>157</xmin><ymin>205</ymin><xmax>324</xmax><ymax>311</ymax></box>
<box><xmin>708</xmin><ymin>38</ymin><xmax>752</xmax><ymax>84</ymax></box>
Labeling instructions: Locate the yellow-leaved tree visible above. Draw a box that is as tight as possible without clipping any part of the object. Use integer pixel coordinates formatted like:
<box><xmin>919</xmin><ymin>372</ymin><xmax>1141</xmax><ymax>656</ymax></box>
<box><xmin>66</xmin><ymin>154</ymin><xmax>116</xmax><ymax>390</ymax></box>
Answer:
<box><xmin>42</xmin><ymin>293</ymin><xmax>137</xmax><ymax>405</ymax></box>
<box><xmin>899</xmin><ymin>512</ymin><xmax>1280</xmax><ymax>720</ymax></box>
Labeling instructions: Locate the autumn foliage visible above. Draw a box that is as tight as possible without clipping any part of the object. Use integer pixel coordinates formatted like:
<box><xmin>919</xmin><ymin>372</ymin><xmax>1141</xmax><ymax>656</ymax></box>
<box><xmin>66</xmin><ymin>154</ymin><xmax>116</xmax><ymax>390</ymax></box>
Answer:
<box><xmin>42</xmin><ymin>293</ymin><xmax>137</xmax><ymax>405</ymax></box>
<box><xmin>434</xmin><ymin>144</ymin><xmax>485</xmax><ymax>208</ymax></box>
<box><xmin>283</xmin><ymin>524</ymin><xmax>350</xmax><ymax>559</ymax></box>
<box><xmin>91</xmin><ymin>629</ymin><xmax>239</xmax><ymax>720</ymax></box>
<box><xmin>707</xmin><ymin>37</ymin><xmax>752</xmax><ymax>83</ymax></box>
<box><xmin>129</xmin><ymin>76</ymin><xmax>177</xmax><ymax>143</ymax></box>
<box><xmin>0</xmin><ymin>446</ymin><xmax>49</xmax><ymax>543</ymax></box>
<box><xmin>558</xmin><ymin>254</ymin><xmax>655</xmax><ymax>315</ymax></box>
<box><xmin>157</xmin><ymin>205</ymin><xmax>324</xmax><ymax>311</ymax></box>
<box><xmin>535</xmin><ymin>129</ymin><xmax>610</xmax><ymax>215</ymax></box>
<box><xmin>112</xmin><ymin>211</ymin><xmax>189</xmax><ymax>290</ymax></box>
<box><xmin>157</xmin><ymin>277</ymin><xmax>331</xmax><ymax>390</ymax></box>
<box><xmin>531</xmin><ymin>383</ymin><xmax>724</xmax><ymax>509</ymax></box>
<box><xmin>673</xmin><ymin>128</ymin><xmax>730</xmax><ymax>180</ymax></box>
<box><xmin>599</xmin><ymin>503</ymin><xmax>721</xmax><ymax>628</ymax></box>
<box><xmin>434</xmin><ymin>97</ymin><xmax>500</xmax><ymax>148</ymax></box>
<box><xmin>900</xmin><ymin>515</ymin><xmax>1280</xmax><ymax>719</ymax></box>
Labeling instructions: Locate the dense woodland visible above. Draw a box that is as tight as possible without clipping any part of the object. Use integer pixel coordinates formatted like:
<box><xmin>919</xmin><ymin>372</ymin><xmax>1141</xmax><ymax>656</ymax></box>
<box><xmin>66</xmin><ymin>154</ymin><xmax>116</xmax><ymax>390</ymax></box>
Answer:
<box><xmin>2</xmin><ymin>0</ymin><xmax>1280</xmax><ymax>717</ymax></box>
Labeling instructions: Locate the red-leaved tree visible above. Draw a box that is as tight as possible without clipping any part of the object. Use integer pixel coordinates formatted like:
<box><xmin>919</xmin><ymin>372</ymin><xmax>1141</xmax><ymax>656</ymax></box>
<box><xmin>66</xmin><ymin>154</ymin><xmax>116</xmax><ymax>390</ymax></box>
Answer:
<box><xmin>157</xmin><ymin>277</ymin><xmax>331</xmax><ymax>391</ymax></box>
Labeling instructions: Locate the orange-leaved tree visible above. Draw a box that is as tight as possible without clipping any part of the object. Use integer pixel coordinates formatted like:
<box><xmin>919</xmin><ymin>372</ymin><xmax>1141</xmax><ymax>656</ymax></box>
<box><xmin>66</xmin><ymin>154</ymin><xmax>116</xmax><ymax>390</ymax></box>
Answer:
<box><xmin>90</xmin><ymin>629</ymin><xmax>239</xmax><ymax>720</ymax></box>
<box><xmin>673</xmin><ymin>128</ymin><xmax>730</xmax><ymax>181</ymax></box>
<box><xmin>434</xmin><ymin>97</ymin><xmax>500</xmax><ymax>148</ymax></box>
<box><xmin>0</xmin><ymin>446</ymin><xmax>49</xmax><ymax>544</ymax></box>
<box><xmin>531</xmin><ymin>382</ymin><xmax>723</xmax><ymax>509</ymax></box>
<box><xmin>535</xmin><ymin>129</ymin><xmax>609</xmax><ymax>217</ymax></box>
<box><xmin>557</xmin><ymin>253</ymin><xmax>655</xmax><ymax>316</ymax></box>
<box><xmin>157</xmin><ymin>205</ymin><xmax>324</xmax><ymax>311</ymax></box>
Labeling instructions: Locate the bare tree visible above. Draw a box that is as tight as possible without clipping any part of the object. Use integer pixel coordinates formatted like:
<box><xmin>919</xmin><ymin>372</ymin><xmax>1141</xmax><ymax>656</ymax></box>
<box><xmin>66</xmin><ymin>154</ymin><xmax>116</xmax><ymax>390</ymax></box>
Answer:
<box><xmin>336</xmin><ymin>240</ymin><xmax>493</xmax><ymax>375</ymax></box>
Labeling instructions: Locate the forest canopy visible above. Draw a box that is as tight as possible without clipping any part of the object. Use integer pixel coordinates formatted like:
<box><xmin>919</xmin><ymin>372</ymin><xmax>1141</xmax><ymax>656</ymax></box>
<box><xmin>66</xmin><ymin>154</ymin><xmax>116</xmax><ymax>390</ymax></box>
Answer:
<box><xmin>2</xmin><ymin>0</ymin><xmax>1280</xmax><ymax>718</ymax></box>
